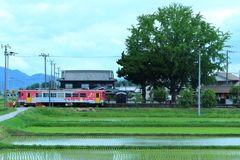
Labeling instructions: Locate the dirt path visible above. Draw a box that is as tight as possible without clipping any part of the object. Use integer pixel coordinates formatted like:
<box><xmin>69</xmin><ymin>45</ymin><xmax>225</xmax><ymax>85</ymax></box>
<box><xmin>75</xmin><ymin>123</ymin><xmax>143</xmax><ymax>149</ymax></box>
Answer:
<box><xmin>0</xmin><ymin>107</ymin><xmax>32</xmax><ymax>122</ymax></box>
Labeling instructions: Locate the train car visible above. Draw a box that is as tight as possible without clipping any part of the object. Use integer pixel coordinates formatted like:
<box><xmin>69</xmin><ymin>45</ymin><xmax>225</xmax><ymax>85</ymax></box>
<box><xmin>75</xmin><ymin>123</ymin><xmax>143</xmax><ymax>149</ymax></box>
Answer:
<box><xmin>18</xmin><ymin>89</ymin><xmax>105</xmax><ymax>107</ymax></box>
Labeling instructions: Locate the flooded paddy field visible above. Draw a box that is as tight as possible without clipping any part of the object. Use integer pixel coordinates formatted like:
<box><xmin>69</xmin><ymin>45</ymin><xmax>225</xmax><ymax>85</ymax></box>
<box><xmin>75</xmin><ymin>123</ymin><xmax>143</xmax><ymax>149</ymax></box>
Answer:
<box><xmin>2</xmin><ymin>107</ymin><xmax>240</xmax><ymax>159</ymax></box>
<box><xmin>1</xmin><ymin>149</ymin><xmax>240</xmax><ymax>160</ymax></box>
<box><xmin>3</xmin><ymin>136</ymin><xmax>240</xmax><ymax>146</ymax></box>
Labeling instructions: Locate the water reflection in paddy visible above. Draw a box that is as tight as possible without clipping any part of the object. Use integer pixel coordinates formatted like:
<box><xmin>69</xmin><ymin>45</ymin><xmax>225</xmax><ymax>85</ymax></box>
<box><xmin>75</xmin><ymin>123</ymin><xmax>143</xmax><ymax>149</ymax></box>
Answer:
<box><xmin>6</xmin><ymin>137</ymin><xmax>240</xmax><ymax>146</ymax></box>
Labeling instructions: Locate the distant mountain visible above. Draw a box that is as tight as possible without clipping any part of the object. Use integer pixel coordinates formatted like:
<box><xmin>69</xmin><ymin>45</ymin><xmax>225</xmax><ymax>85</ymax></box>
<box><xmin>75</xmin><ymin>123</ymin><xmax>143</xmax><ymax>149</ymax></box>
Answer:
<box><xmin>0</xmin><ymin>67</ymin><xmax>56</xmax><ymax>91</ymax></box>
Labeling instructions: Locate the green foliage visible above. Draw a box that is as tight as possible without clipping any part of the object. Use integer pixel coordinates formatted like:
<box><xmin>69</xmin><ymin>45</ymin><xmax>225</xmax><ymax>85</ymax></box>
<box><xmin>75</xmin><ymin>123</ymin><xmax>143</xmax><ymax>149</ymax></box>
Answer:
<box><xmin>113</xmin><ymin>95</ymin><xmax>117</xmax><ymax>101</ymax></box>
<box><xmin>153</xmin><ymin>87</ymin><xmax>168</xmax><ymax>103</ymax></box>
<box><xmin>105</xmin><ymin>95</ymin><xmax>111</xmax><ymax>103</ymax></box>
<box><xmin>127</xmin><ymin>92</ymin><xmax>133</xmax><ymax>99</ymax></box>
<box><xmin>201</xmin><ymin>88</ymin><xmax>217</xmax><ymax>108</ymax></box>
<box><xmin>229</xmin><ymin>85</ymin><xmax>240</xmax><ymax>103</ymax></box>
<box><xmin>117</xmin><ymin>3</ymin><xmax>231</xmax><ymax>99</ymax></box>
<box><xmin>132</xmin><ymin>92</ymin><xmax>144</xmax><ymax>104</ymax></box>
<box><xmin>177</xmin><ymin>87</ymin><xmax>195</xmax><ymax>108</ymax></box>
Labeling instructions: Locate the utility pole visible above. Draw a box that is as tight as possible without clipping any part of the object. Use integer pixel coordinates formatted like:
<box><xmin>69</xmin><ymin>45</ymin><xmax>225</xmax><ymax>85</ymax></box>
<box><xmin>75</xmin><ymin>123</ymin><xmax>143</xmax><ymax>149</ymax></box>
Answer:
<box><xmin>226</xmin><ymin>50</ymin><xmax>234</xmax><ymax>86</ymax></box>
<box><xmin>39</xmin><ymin>53</ymin><xmax>49</xmax><ymax>89</ymax></box>
<box><xmin>1</xmin><ymin>44</ymin><xmax>10</xmax><ymax>110</ymax></box>
<box><xmin>53</xmin><ymin>63</ymin><xmax>56</xmax><ymax>89</ymax></box>
<box><xmin>48</xmin><ymin>60</ymin><xmax>54</xmax><ymax>89</ymax></box>
<box><xmin>198</xmin><ymin>49</ymin><xmax>201</xmax><ymax>116</ymax></box>
<box><xmin>1</xmin><ymin>45</ymin><xmax>17</xmax><ymax>110</ymax></box>
<box><xmin>57</xmin><ymin>67</ymin><xmax>60</xmax><ymax>88</ymax></box>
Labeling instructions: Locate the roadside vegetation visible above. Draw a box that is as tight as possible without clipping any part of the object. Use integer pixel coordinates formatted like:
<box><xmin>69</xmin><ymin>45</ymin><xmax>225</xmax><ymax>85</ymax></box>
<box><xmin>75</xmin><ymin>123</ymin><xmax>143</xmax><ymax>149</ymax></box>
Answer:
<box><xmin>0</xmin><ymin>97</ymin><xmax>16</xmax><ymax>116</ymax></box>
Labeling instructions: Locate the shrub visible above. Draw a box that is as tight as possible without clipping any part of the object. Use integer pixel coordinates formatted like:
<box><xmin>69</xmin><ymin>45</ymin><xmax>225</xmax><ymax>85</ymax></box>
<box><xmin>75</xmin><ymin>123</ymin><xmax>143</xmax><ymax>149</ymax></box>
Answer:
<box><xmin>105</xmin><ymin>95</ymin><xmax>111</xmax><ymax>103</ymax></box>
<box><xmin>132</xmin><ymin>92</ymin><xmax>143</xmax><ymax>104</ymax></box>
<box><xmin>177</xmin><ymin>86</ymin><xmax>194</xmax><ymax>108</ymax></box>
<box><xmin>229</xmin><ymin>85</ymin><xmax>240</xmax><ymax>103</ymax></box>
<box><xmin>201</xmin><ymin>88</ymin><xmax>217</xmax><ymax>108</ymax></box>
<box><xmin>153</xmin><ymin>87</ymin><xmax>168</xmax><ymax>103</ymax></box>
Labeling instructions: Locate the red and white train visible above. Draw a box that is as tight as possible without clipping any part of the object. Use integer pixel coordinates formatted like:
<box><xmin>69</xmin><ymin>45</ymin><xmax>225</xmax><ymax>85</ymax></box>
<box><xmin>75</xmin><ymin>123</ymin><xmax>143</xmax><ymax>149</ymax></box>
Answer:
<box><xmin>18</xmin><ymin>89</ymin><xmax>105</xmax><ymax>107</ymax></box>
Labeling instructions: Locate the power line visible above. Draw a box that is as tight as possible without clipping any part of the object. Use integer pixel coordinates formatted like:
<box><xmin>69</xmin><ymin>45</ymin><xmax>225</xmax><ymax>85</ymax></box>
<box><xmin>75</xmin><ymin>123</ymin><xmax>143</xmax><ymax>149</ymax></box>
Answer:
<box><xmin>17</xmin><ymin>55</ymin><xmax>120</xmax><ymax>58</ymax></box>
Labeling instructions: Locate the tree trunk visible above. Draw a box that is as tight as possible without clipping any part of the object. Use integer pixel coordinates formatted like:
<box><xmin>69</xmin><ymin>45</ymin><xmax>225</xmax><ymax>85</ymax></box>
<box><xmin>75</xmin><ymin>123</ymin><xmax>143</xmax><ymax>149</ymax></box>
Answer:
<box><xmin>141</xmin><ymin>83</ymin><xmax>146</xmax><ymax>103</ymax></box>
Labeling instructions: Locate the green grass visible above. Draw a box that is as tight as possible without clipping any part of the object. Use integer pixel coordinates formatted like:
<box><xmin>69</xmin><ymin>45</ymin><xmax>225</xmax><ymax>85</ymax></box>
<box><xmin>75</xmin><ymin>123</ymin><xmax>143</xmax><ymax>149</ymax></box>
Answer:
<box><xmin>22</xmin><ymin>126</ymin><xmax>240</xmax><ymax>135</ymax></box>
<box><xmin>0</xmin><ymin>98</ymin><xmax>17</xmax><ymax>115</ymax></box>
<box><xmin>32</xmin><ymin>117</ymin><xmax>240</xmax><ymax>127</ymax></box>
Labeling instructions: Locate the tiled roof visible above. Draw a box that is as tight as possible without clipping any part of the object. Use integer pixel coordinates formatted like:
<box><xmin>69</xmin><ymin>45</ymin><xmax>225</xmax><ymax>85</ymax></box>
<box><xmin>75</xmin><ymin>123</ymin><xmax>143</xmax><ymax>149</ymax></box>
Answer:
<box><xmin>60</xmin><ymin>70</ymin><xmax>116</xmax><ymax>81</ymax></box>
<box><xmin>201</xmin><ymin>86</ymin><xmax>231</xmax><ymax>93</ymax></box>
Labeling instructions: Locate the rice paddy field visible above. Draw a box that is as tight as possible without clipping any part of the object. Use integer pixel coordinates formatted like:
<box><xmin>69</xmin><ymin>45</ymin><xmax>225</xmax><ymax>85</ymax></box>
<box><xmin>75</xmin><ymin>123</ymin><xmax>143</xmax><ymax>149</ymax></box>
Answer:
<box><xmin>1</xmin><ymin>107</ymin><xmax>240</xmax><ymax>159</ymax></box>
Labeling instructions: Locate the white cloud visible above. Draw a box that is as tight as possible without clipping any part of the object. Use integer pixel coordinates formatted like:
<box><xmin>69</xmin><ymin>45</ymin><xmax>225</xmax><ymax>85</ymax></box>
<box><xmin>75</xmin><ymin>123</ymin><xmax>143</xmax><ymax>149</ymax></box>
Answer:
<box><xmin>111</xmin><ymin>38</ymin><xmax>124</xmax><ymax>46</ymax></box>
<box><xmin>201</xmin><ymin>9</ymin><xmax>238</xmax><ymax>27</ymax></box>
<box><xmin>0</xmin><ymin>0</ymin><xmax>240</xmax><ymax>77</ymax></box>
<box><xmin>9</xmin><ymin>57</ymin><xmax>31</xmax><ymax>70</ymax></box>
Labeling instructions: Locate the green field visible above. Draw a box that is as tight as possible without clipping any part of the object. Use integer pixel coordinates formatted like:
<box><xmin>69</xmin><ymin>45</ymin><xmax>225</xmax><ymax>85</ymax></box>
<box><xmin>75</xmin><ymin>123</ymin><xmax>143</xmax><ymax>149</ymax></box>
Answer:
<box><xmin>1</xmin><ymin>107</ymin><xmax>240</xmax><ymax>159</ymax></box>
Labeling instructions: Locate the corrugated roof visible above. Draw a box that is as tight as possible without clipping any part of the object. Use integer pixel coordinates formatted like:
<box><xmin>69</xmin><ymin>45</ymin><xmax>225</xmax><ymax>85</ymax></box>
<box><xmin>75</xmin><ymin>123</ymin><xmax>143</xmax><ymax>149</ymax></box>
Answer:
<box><xmin>60</xmin><ymin>70</ymin><xmax>116</xmax><ymax>81</ymax></box>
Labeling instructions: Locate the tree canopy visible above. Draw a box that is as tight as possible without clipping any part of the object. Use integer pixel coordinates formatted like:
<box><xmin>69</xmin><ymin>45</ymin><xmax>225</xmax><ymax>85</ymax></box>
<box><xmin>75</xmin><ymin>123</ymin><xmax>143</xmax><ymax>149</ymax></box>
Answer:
<box><xmin>117</xmin><ymin>3</ymin><xmax>231</xmax><ymax>101</ymax></box>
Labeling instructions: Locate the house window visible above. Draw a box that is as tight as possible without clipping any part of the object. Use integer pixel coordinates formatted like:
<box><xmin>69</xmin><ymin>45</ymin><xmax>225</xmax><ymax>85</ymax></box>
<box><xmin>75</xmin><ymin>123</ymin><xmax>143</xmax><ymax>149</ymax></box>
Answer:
<box><xmin>81</xmin><ymin>84</ymin><xmax>89</xmax><ymax>89</ymax></box>
<box><xmin>73</xmin><ymin>93</ymin><xmax>78</xmax><ymax>97</ymax></box>
<box><xmin>36</xmin><ymin>93</ymin><xmax>42</xmax><ymax>97</ymax></box>
<box><xmin>65</xmin><ymin>93</ymin><xmax>71</xmax><ymax>97</ymax></box>
<box><xmin>65</xmin><ymin>84</ymin><xmax>73</xmax><ymax>88</ymax></box>
<box><xmin>80</xmin><ymin>93</ymin><xmax>86</xmax><ymax>98</ymax></box>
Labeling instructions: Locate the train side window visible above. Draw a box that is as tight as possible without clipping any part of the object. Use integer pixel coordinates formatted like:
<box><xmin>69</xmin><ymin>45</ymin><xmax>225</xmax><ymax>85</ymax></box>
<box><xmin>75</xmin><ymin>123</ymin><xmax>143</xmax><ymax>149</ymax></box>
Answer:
<box><xmin>73</xmin><ymin>93</ymin><xmax>78</xmax><ymax>97</ymax></box>
<box><xmin>43</xmin><ymin>93</ymin><xmax>49</xmax><ymax>97</ymax></box>
<box><xmin>80</xmin><ymin>93</ymin><xmax>86</xmax><ymax>98</ymax></box>
<box><xmin>65</xmin><ymin>93</ymin><xmax>71</xmax><ymax>97</ymax></box>
<box><xmin>27</xmin><ymin>93</ymin><xmax>31</xmax><ymax>98</ymax></box>
<box><xmin>58</xmin><ymin>93</ymin><xmax>64</xmax><ymax>98</ymax></box>
<box><xmin>18</xmin><ymin>92</ymin><xmax>21</xmax><ymax>97</ymax></box>
<box><xmin>51</xmin><ymin>93</ymin><xmax>57</xmax><ymax>97</ymax></box>
<box><xmin>36</xmin><ymin>93</ymin><xmax>42</xmax><ymax>97</ymax></box>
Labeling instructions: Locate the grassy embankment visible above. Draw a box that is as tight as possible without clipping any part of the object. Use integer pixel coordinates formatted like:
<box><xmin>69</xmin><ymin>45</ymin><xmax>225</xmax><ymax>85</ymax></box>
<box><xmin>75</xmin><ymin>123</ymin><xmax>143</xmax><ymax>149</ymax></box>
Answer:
<box><xmin>0</xmin><ymin>97</ymin><xmax>17</xmax><ymax>116</ymax></box>
<box><xmin>1</xmin><ymin>107</ymin><xmax>240</xmax><ymax>149</ymax></box>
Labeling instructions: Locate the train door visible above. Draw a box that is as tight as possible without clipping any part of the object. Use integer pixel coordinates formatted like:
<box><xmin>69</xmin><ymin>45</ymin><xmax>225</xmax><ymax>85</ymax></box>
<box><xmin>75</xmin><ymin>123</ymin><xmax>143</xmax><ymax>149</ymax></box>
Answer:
<box><xmin>95</xmin><ymin>93</ymin><xmax>100</xmax><ymax>103</ymax></box>
<box><xmin>26</xmin><ymin>93</ymin><xmax>32</xmax><ymax>103</ymax></box>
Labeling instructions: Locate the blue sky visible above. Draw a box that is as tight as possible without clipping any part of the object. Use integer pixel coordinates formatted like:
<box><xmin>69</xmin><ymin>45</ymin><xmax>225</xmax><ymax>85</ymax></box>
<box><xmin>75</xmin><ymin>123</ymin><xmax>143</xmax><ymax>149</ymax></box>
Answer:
<box><xmin>0</xmin><ymin>0</ymin><xmax>240</xmax><ymax>78</ymax></box>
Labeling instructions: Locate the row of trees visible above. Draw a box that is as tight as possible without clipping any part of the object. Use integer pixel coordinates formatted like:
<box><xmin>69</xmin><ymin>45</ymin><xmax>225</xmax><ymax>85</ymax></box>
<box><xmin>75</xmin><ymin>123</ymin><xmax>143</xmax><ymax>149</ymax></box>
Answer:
<box><xmin>152</xmin><ymin>85</ymin><xmax>240</xmax><ymax>108</ymax></box>
<box><xmin>19</xmin><ymin>81</ymin><xmax>59</xmax><ymax>90</ymax></box>
<box><xmin>117</xmin><ymin>3</ymin><xmax>231</xmax><ymax>102</ymax></box>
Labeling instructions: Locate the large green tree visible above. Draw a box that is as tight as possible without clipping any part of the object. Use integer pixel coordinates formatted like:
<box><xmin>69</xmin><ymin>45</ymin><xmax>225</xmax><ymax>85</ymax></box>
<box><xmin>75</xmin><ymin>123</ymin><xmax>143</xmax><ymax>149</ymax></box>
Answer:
<box><xmin>117</xmin><ymin>3</ymin><xmax>231</xmax><ymax>101</ymax></box>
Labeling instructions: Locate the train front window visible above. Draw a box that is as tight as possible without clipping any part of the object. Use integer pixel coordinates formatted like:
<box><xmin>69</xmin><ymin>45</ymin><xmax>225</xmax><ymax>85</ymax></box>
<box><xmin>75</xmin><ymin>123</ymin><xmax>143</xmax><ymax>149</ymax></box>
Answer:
<box><xmin>96</xmin><ymin>93</ymin><xmax>99</xmax><ymax>98</ymax></box>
